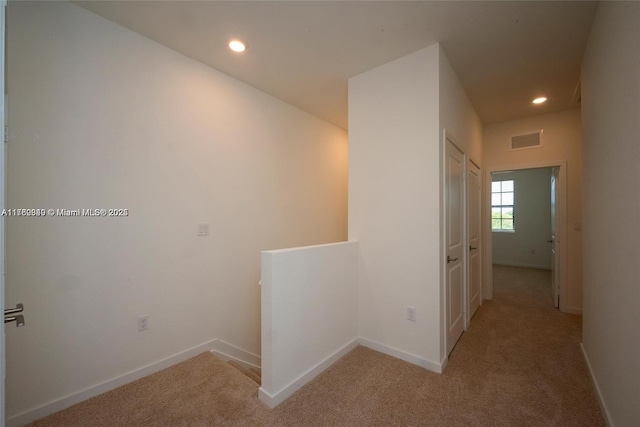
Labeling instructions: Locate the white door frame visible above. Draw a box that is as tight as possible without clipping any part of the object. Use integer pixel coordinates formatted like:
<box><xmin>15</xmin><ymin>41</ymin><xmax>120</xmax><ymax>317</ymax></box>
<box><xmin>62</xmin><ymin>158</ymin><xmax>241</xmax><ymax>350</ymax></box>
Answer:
<box><xmin>483</xmin><ymin>160</ymin><xmax>568</xmax><ymax>311</ymax></box>
<box><xmin>467</xmin><ymin>159</ymin><xmax>482</xmax><ymax>322</ymax></box>
<box><xmin>441</xmin><ymin>130</ymin><xmax>471</xmax><ymax>359</ymax></box>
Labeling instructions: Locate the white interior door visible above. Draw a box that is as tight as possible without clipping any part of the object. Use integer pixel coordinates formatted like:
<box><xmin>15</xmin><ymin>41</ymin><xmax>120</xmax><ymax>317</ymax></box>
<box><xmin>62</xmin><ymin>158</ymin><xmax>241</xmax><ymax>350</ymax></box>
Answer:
<box><xmin>467</xmin><ymin>160</ymin><xmax>481</xmax><ymax>320</ymax></box>
<box><xmin>445</xmin><ymin>138</ymin><xmax>465</xmax><ymax>355</ymax></box>
<box><xmin>550</xmin><ymin>167</ymin><xmax>560</xmax><ymax>308</ymax></box>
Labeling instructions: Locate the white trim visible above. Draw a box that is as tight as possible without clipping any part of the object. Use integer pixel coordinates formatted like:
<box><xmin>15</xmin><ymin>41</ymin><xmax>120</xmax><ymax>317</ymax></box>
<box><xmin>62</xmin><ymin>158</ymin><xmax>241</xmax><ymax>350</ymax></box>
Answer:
<box><xmin>211</xmin><ymin>339</ymin><xmax>261</xmax><ymax>370</ymax></box>
<box><xmin>492</xmin><ymin>262</ymin><xmax>552</xmax><ymax>270</ymax></box>
<box><xmin>263</xmin><ymin>240</ymin><xmax>351</xmax><ymax>255</ymax></box>
<box><xmin>6</xmin><ymin>338</ymin><xmax>257</xmax><ymax>427</ymax></box>
<box><xmin>484</xmin><ymin>160</ymin><xmax>568</xmax><ymax>312</ymax></box>
<box><xmin>441</xmin><ymin>130</ymin><xmax>469</xmax><ymax>358</ymax></box>
<box><xmin>580</xmin><ymin>344</ymin><xmax>614</xmax><ymax>427</ymax></box>
<box><xmin>440</xmin><ymin>354</ymin><xmax>449</xmax><ymax>372</ymax></box>
<box><xmin>9</xmin><ymin>335</ymin><xmax>445</xmax><ymax>420</ymax></box>
<box><xmin>259</xmin><ymin>337</ymin><xmax>445</xmax><ymax>409</ymax></box>
<box><xmin>466</xmin><ymin>159</ymin><xmax>482</xmax><ymax>325</ymax></box>
<box><xmin>358</xmin><ymin>338</ymin><xmax>444</xmax><ymax>374</ymax></box>
<box><xmin>439</xmin><ymin>128</ymin><xmax>447</xmax><ymax>371</ymax></box>
<box><xmin>258</xmin><ymin>338</ymin><xmax>358</xmax><ymax>408</ymax></box>
<box><xmin>563</xmin><ymin>306</ymin><xmax>583</xmax><ymax>316</ymax></box>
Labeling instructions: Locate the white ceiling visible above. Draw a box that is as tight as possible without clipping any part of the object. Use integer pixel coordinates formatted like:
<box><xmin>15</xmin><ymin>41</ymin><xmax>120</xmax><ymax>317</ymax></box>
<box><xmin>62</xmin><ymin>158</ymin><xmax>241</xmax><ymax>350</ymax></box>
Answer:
<box><xmin>74</xmin><ymin>1</ymin><xmax>598</xmax><ymax>130</ymax></box>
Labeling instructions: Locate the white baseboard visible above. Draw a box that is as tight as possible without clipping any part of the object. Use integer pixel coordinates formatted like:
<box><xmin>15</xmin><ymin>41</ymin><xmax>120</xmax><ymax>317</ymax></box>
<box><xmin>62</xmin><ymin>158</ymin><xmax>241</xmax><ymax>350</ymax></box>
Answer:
<box><xmin>580</xmin><ymin>343</ymin><xmax>614</xmax><ymax>427</ymax></box>
<box><xmin>358</xmin><ymin>337</ymin><xmax>444</xmax><ymax>374</ymax></box>
<box><xmin>440</xmin><ymin>354</ymin><xmax>449</xmax><ymax>372</ymax></box>
<box><xmin>259</xmin><ymin>337</ymin><xmax>445</xmax><ymax>409</ymax></box>
<box><xmin>11</xmin><ymin>335</ymin><xmax>443</xmax><ymax>423</ymax></box>
<box><xmin>7</xmin><ymin>338</ymin><xmax>258</xmax><ymax>427</ymax></box>
<box><xmin>493</xmin><ymin>262</ymin><xmax>552</xmax><ymax>270</ymax></box>
<box><xmin>258</xmin><ymin>338</ymin><xmax>359</xmax><ymax>408</ymax></box>
<box><xmin>563</xmin><ymin>306</ymin><xmax>583</xmax><ymax>315</ymax></box>
<box><xmin>211</xmin><ymin>339</ymin><xmax>261</xmax><ymax>371</ymax></box>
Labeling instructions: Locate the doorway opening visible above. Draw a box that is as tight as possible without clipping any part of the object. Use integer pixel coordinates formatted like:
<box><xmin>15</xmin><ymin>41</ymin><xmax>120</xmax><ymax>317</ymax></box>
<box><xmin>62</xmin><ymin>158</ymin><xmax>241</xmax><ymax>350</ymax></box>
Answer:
<box><xmin>484</xmin><ymin>163</ymin><xmax>567</xmax><ymax>311</ymax></box>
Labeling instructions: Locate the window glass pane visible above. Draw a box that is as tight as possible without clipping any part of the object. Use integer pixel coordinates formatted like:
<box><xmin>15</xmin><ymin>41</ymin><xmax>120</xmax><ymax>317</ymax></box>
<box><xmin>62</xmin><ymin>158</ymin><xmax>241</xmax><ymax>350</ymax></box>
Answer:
<box><xmin>502</xmin><ymin>192</ymin><xmax>514</xmax><ymax>205</ymax></box>
<box><xmin>502</xmin><ymin>219</ymin><xmax>514</xmax><ymax>230</ymax></box>
<box><xmin>492</xmin><ymin>182</ymin><xmax>501</xmax><ymax>192</ymax></box>
<box><xmin>491</xmin><ymin>193</ymin><xmax>501</xmax><ymax>205</ymax></box>
<box><xmin>492</xmin><ymin>219</ymin><xmax>501</xmax><ymax>229</ymax></box>
<box><xmin>502</xmin><ymin>208</ymin><xmax>513</xmax><ymax>218</ymax></box>
<box><xmin>502</xmin><ymin>180</ymin><xmax>514</xmax><ymax>192</ymax></box>
<box><xmin>491</xmin><ymin>208</ymin><xmax>501</xmax><ymax>218</ymax></box>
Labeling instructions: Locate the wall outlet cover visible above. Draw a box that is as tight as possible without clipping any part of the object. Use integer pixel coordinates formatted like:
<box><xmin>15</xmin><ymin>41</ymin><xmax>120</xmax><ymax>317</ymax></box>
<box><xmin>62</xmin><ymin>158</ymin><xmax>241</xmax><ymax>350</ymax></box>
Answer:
<box><xmin>407</xmin><ymin>306</ymin><xmax>416</xmax><ymax>322</ymax></box>
<box><xmin>138</xmin><ymin>315</ymin><xmax>149</xmax><ymax>331</ymax></box>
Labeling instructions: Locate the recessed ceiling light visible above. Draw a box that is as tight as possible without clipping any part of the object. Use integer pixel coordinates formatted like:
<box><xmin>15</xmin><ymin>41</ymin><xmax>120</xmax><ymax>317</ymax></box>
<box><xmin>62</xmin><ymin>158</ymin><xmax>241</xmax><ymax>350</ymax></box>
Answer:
<box><xmin>532</xmin><ymin>97</ymin><xmax>547</xmax><ymax>104</ymax></box>
<box><xmin>228</xmin><ymin>39</ymin><xmax>247</xmax><ymax>53</ymax></box>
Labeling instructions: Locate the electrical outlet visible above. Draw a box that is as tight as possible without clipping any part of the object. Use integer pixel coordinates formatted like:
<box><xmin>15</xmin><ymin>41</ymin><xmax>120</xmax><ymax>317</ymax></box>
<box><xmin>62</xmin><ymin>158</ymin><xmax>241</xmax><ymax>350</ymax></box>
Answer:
<box><xmin>138</xmin><ymin>315</ymin><xmax>149</xmax><ymax>331</ymax></box>
<box><xmin>197</xmin><ymin>223</ymin><xmax>209</xmax><ymax>237</ymax></box>
<box><xmin>407</xmin><ymin>306</ymin><xmax>416</xmax><ymax>322</ymax></box>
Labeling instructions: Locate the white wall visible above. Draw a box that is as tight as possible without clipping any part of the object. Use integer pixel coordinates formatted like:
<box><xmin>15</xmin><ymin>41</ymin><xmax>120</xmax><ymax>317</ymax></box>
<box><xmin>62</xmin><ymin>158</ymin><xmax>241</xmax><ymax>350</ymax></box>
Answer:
<box><xmin>483</xmin><ymin>109</ymin><xmax>583</xmax><ymax>313</ymax></box>
<box><xmin>259</xmin><ymin>242</ymin><xmax>358</xmax><ymax>407</ymax></box>
<box><xmin>6</xmin><ymin>1</ymin><xmax>347</xmax><ymax>420</ymax></box>
<box><xmin>349</xmin><ymin>44</ymin><xmax>481</xmax><ymax>369</ymax></box>
<box><xmin>349</xmin><ymin>45</ymin><xmax>441</xmax><ymax>368</ymax></box>
<box><xmin>492</xmin><ymin>168</ymin><xmax>552</xmax><ymax>269</ymax></box>
<box><xmin>438</xmin><ymin>47</ymin><xmax>483</xmax><ymax>165</ymax></box>
<box><xmin>580</xmin><ymin>3</ymin><xmax>640</xmax><ymax>426</ymax></box>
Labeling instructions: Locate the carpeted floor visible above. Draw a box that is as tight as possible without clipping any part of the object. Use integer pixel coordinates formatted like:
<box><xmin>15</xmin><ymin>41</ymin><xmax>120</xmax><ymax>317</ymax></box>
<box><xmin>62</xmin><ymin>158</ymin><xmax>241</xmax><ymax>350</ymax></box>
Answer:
<box><xmin>29</xmin><ymin>265</ymin><xmax>604</xmax><ymax>426</ymax></box>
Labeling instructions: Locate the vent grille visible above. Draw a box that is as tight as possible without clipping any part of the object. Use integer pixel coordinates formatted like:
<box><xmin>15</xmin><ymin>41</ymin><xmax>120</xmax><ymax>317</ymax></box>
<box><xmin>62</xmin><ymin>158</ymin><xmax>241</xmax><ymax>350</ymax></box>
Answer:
<box><xmin>511</xmin><ymin>131</ymin><xmax>542</xmax><ymax>150</ymax></box>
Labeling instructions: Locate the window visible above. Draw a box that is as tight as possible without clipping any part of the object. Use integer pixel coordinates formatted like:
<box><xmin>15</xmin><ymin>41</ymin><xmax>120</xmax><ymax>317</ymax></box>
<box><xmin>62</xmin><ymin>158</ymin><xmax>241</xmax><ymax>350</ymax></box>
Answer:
<box><xmin>492</xmin><ymin>180</ymin><xmax>514</xmax><ymax>231</ymax></box>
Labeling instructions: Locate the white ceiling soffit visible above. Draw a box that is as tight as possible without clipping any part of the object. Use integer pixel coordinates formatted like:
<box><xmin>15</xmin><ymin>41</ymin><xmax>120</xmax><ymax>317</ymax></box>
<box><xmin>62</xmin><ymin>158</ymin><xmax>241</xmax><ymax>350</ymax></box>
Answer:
<box><xmin>74</xmin><ymin>1</ymin><xmax>598</xmax><ymax>130</ymax></box>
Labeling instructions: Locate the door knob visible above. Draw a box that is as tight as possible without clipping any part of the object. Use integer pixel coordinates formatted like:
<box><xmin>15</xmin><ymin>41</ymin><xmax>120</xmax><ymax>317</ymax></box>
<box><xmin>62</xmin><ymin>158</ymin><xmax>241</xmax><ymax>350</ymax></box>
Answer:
<box><xmin>5</xmin><ymin>315</ymin><xmax>25</xmax><ymax>327</ymax></box>
<box><xmin>5</xmin><ymin>303</ymin><xmax>25</xmax><ymax>327</ymax></box>
<box><xmin>447</xmin><ymin>256</ymin><xmax>459</xmax><ymax>264</ymax></box>
<box><xmin>547</xmin><ymin>239</ymin><xmax>554</xmax><ymax>243</ymax></box>
<box><xmin>5</xmin><ymin>303</ymin><xmax>23</xmax><ymax>316</ymax></box>
<box><xmin>469</xmin><ymin>246</ymin><xmax>477</xmax><ymax>251</ymax></box>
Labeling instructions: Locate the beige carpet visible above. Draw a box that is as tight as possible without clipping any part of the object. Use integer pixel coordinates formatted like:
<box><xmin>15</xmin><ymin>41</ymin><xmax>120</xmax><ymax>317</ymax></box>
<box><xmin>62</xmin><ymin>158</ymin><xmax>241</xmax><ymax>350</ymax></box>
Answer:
<box><xmin>29</xmin><ymin>265</ymin><xmax>604</xmax><ymax>426</ymax></box>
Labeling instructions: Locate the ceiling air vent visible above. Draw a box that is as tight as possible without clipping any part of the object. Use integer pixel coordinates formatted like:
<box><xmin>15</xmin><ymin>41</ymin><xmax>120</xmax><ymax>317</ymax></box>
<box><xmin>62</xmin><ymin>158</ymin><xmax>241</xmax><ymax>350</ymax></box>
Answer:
<box><xmin>510</xmin><ymin>130</ymin><xmax>542</xmax><ymax>151</ymax></box>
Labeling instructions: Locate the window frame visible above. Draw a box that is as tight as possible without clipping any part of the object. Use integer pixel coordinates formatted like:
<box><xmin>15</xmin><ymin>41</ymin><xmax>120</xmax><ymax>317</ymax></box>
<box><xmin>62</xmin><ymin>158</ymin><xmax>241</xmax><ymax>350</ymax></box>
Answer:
<box><xmin>491</xmin><ymin>179</ymin><xmax>515</xmax><ymax>232</ymax></box>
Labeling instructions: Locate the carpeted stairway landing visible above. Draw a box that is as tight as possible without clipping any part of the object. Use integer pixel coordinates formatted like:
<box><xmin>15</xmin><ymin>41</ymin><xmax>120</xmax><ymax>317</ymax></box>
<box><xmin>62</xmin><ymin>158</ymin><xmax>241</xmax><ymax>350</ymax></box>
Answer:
<box><xmin>226</xmin><ymin>360</ymin><xmax>261</xmax><ymax>385</ymax></box>
<box><xmin>29</xmin><ymin>265</ymin><xmax>604</xmax><ymax>426</ymax></box>
<box><xmin>28</xmin><ymin>351</ymin><xmax>270</xmax><ymax>427</ymax></box>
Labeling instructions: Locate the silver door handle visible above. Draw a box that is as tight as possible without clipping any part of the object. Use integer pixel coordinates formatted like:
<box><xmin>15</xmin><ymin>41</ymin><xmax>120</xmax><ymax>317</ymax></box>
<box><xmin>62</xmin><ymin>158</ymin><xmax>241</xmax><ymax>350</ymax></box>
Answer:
<box><xmin>5</xmin><ymin>315</ymin><xmax>25</xmax><ymax>327</ymax></box>
<box><xmin>5</xmin><ymin>303</ymin><xmax>25</xmax><ymax>327</ymax></box>
<box><xmin>5</xmin><ymin>303</ymin><xmax>23</xmax><ymax>316</ymax></box>
<box><xmin>447</xmin><ymin>256</ymin><xmax>459</xmax><ymax>264</ymax></box>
